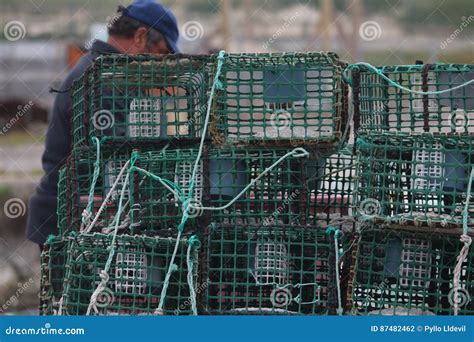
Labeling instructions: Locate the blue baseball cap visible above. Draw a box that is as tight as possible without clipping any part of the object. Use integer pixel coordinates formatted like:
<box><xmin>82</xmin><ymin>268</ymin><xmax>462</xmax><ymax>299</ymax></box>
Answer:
<box><xmin>122</xmin><ymin>0</ymin><xmax>180</xmax><ymax>53</ymax></box>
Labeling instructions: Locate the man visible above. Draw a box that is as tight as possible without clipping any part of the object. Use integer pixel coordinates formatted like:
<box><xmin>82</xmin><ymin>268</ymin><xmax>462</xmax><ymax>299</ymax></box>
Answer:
<box><xmin>27</xmin><ymin>1</ymin><xmax>180</xmax><ymax>246</ymax></box>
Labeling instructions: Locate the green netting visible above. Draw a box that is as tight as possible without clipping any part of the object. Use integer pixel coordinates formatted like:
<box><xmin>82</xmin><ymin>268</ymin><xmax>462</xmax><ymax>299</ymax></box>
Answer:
<box><xmin>305</xmin><ymin>146</ymin><xmax>355</xmax><ymax>228</ymax></box>
<box><xmin>211</xmin><ymin>52</ymin><xmax>348</xmax><ymax>147</ymax></box>
<box><xmin>355</xmin><ymin>133</ymin><xmax>474</xmax><ymax>228</ymax></box>
<box><xmin>39</xmin><ymin>237</ymin><xmax>68</xmax><ymax>315</ymax></box>
<box><xmin>201</xmin><ymin>224</ymin><xmax>342</xmax><ymax>315</ymax></box>
<box><xmin>350</xmin><ymin>64</ymin><xmax>474</xmax><ymax>134</ymax></box>
<box><xmin>61</xmin><ymin>233</ymin><xmax>198</xmax><ymax>315</ymax></box>
<box><xmin>71</xmin><ymin>54</ymin><xmax>211</xmax><ymax>147</ymax></box>
<box><xmin>349</xmin><ymin>227</ymin><xmax>473</xmax><ymax>315</ymax></box>
<box><xmin>62</xmin><ymin>147</ymin><xmax>129</xmax><ymax>235</ymax></box>
<box><xmin>130</xmin><ymin>147</ymin><xmax>314</xmax><ymax>231</ymax></box>
<box><xmin>57</xmin><ymin>166</ymin><xmax>68</xmax><ymax>236</ymax></box>
<box><xmin>63</xmin><ymin>142</ymin><xmax>359</xmax><ymax>235</ymax></box>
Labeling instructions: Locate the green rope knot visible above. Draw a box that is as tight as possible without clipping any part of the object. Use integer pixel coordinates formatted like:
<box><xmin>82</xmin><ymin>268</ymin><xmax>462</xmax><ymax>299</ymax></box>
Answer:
<box><xmin>130</xmin><ymin>151</ymin><xmax>140</xmax><ymax>167</ymax></box>
<box><xmin>213</xmin><ymin>50</ymin><xmax>226</xmax><ymax>90</ymax></box>
<box><xmin>46</xmin><ymin>234</ymin><xmax>56</xmax><ymax>245</ymax></box>
<box><xmin>325</xmin><ymin>226</ymin><xmax>342</xmax><ymax>238</ymax></box>
<box><xmin>356</xmin><ymin>137</ymin><xmax>370</xmax><ymax>150</ymax></box>
<box><xmin>215</xmin><ymin>79</ymin><xmax>224</xmax><ymax>90</ymax></box>
<box><xmin>95</xmin><ymin>135</ymin><xmax>109</xmax><ymax>144</ymax></box>
<box><xmin>187</xmin><ymin>235</ymin><xmax>201</xmax><ymax>250</ymax></box>
<box><xmin>169</xmin><ymin>263</ymin><xmax>178</xmax><ymax>273</ymax></box>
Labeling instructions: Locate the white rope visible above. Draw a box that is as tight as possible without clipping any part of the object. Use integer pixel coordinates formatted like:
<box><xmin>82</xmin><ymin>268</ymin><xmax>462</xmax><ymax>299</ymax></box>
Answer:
<box><xmin>82</xmin><ymin>159</ymin><xmax>131</xmax><ymax>233</ymax></box>
<box><xmin>189</xmin><ymin>147</ymin><xmax>309</xmax><ymax>211</ymax></box>
<box><xmin>453</xmin><ymin>234</ymin><xmax>472</xmax><ymax>315</ymax></box>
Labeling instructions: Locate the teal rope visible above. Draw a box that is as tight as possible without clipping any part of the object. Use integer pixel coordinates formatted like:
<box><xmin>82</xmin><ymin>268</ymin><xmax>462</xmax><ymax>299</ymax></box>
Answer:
<box><xmin>46</xmin><ymin>234</ymin><xmax>56</xmax><ymax>245</ymax></box>
<box><xmin>190</xmin><ymin>147</ymin><xmax>309</xmax><ymax>211</ymax></box>
<box><xmin>180</xmin><ymin>50</ymin><xmax>226</xmax><ymax>231</ymax></box>
<box><xmin>130</xmin><ymin>165</ymin><xmax>185</xmax><ymax>201</ymax></box>
<box><xmin>462</xmin><ymin>167</ymin><xmax>474</xmax><ymax>235</ymax></box>
<box><xmin>155</xmin><ymin>230</ymin><xmax>181</xmax><ymax>314</ymax></box>
<box><xmin>81</xmin><ymin>137</ymin><xmax>102</xmax><ymax>229</ymax></box>
<box><xmin>343</xmin><ymin>62</ymin><xmax>474</xmax><ymax>95</ymax></box>
<box><xmin>452</xmin><ymin>166</ymin><xmax>474</xmax><ymax>315</ymax></box>
<box><xmin>156</xmin><ymin>51</ymin><xmax>226</xmax><ymax>314</ymax></box>
<box><xmin>86</xmin><ymin>155</ymin><xmax>132</xmax><ymax>315</ymax></box>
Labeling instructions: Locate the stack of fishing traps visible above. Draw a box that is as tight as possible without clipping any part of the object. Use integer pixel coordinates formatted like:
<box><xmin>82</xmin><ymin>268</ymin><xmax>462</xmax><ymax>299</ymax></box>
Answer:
<box><xmin>41</xmin><ymin>53</ymin><xmax>473</xmax><ymax>316</ymax></box>
<box><xmin>348</xmin><ymin>63</ymin><xmax>474</xmax><ymax>315</ymax></box>
<box><xmin>41</xmin><ymin>52</ymin><xmax>356</xmax><ymax>316</ymax></box>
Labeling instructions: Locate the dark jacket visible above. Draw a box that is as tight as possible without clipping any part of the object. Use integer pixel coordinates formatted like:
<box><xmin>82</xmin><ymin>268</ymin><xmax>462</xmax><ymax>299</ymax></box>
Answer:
<box><xmin>27</xmin><ymin>40</ymin><xmax>120</xmax><ymax>245</ymax></box>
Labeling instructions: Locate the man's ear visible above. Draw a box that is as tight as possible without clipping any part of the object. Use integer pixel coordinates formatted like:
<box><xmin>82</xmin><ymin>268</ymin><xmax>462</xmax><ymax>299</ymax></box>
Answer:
<box><xmin>133</xmin><ymin>27</ymin><xmax>148</xmax><ymax>51</ymax></box>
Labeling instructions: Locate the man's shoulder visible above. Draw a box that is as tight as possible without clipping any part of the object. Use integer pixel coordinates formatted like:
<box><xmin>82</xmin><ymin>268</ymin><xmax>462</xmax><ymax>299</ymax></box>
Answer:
<box><xmin>62</xmin><ymin>52</ymin><xmax>96</xmax><ymax>89</ymax></box>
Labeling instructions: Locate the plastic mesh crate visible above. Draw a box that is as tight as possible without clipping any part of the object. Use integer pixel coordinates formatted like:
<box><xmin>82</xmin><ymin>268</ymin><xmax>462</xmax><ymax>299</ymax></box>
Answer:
<box><xmin>131</xmin><ymin>147</ymin><xmax>308</xmax><ymax>231</ymax></box>
<box><xmin>61</xmin><ymin>233</ymin><xmax>198</xmax><ymax>315</ymax></box>
<box><xmin>349</xmin><ymin>228</ymin><xmax>473</xmax><ymax>315</ymax></box>
<box><xmin>72</xmin><ymin>54</ymin><xmax>211</xmax><ymax>147</ymax></box>
<box><xmin>57</xmin><ymin>166</ymin><xmax>68</xmax><ymax>236</ymax></box>
<box><xmin>200</xmin><ymin>224</ymin><xmax>341</xmax><ymax>315</ymax></box>
<box><xmin>355</xmin><ymin>134</ymin><xmax>474</xmax><ymax>227</ymax></box>
<box><xmin>39</xmin><ymin>237</ymin><xmax>69</xmax><ymax>315</ymax></box>
<box><xmin>351</xmin><ymin>64</ymin><xmax>474</xmax><ymax>134</ymax></box>
<box><xmin>63</xmin><ymin>147</ymin><xmax>132</xmax><ymax>235</ymax></box>
<box><xmin>211</xmin><ymin>52</ymin><xmax>348</xmax><ymax>147</ymax></box>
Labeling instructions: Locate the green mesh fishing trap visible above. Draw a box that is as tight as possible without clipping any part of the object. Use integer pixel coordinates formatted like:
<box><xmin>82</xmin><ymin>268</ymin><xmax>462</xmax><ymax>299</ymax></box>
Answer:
<box><xmin>211</xmin><ymin>52</ymin><xmax>349</xmax><ymax>147</ymax></box>
<box><xmin>63</xmin><ymin>142</ymin><xmax>358</xmax><ymax>235</ymax></box>
<box><xmin>61</xmin><ymin>146</ymin><xmax>135</xmax><ymax>235</ymax></box>
<box><xmin>57</xmin><ymin>166</ymin><xmax>69</xmax><ymax>236</ymax></box>
<box><xmin>348</xmin><ymin>227</ymin><xmax>473</xmax><ymax>315</ymax></box>
<box><xmin>60</xmin><ymin>233</ymin><xmax>198</xmax><ymax>315</ymax></box>
<box><xmin>71</xmin><ymin>54</ymin><xmax>211</xmax><ymax>147</ymax></box>
<box><xmin>130</xmin><ymin>146</ymin><xmax>340</xmax><ymax>232</ymax></box>
<box><xmin>39</xmin><ymin>237</ymin><xmax>69</xmax><ymax>315</ymax></box>
<box><xmin>304</xmin><ymin>146</ymin><xmax>355</xmax><ymax>228</ymax></box>
<box><xmin>355</xmin><ymin>133</ymin><xmax>474</xmax><ymax>228</ymax></box>
<box><xmin>350</xmin><ymin>63</ymin><xmax>474</xmax><ymax>134</ymax></box>
<box><xmin>200</xmin><ymin>224</ymin><xmax>344</xmax><ymax>315</ymax></box>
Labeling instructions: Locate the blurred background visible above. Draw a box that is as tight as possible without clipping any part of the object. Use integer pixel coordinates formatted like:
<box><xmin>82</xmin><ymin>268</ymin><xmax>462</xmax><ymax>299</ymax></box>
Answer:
<box><xmin>0</xmin><ymin>0</ymin><xmax>472</xmax><ymax>314</ymax></box>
